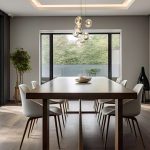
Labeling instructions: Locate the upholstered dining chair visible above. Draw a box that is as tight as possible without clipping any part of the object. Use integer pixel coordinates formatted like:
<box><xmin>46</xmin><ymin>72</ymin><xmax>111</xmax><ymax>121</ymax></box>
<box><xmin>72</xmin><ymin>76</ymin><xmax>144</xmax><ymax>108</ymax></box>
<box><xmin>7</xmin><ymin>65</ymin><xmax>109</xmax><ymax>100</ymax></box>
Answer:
<box><xmin>102</xmin><ymin>84</ymin><xmax>145</xmax><ymax>149</ymax></box>
<box><xmin>31</xmin><ymin>80</ymin><xmax>68</xmax><ymax>127</ymax></box>
<box><xmin>19</xmin><ymin>84</ymin><xmax>63</xmax><ymax>150</ymax></box>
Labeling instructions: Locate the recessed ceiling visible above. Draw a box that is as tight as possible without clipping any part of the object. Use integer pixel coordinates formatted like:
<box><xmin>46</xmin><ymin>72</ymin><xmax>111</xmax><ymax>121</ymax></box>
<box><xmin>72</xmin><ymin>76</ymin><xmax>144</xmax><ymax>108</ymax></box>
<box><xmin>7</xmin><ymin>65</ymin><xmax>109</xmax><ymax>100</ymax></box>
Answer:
<box><xmin>0</xmin><ymin>0</ymin><xmax>149</xmax><ymax>16</ymax></box>
<box><xmin>32</xmin><ymin>0</ymin><xmax>134</xmax><ymax>8</ymax></box>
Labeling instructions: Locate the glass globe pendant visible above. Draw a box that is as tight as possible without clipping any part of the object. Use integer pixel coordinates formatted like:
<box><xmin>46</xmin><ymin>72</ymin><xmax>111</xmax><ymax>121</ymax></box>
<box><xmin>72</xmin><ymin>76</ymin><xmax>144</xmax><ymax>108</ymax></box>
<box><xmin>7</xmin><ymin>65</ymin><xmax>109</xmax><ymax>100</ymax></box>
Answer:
<box><xmin>85</xmin><ymin>19</ymin><xmax>92</xmax><ymax>28</ymax></box>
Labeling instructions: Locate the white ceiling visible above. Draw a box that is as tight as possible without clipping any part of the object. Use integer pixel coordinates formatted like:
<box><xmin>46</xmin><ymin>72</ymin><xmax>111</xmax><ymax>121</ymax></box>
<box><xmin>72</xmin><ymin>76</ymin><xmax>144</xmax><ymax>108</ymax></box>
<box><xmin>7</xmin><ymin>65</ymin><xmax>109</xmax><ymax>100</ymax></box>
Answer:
<box><xmin>0</xmin><ymin>0</ymin><xmax>149</xmax><ymax>16</ymax></box>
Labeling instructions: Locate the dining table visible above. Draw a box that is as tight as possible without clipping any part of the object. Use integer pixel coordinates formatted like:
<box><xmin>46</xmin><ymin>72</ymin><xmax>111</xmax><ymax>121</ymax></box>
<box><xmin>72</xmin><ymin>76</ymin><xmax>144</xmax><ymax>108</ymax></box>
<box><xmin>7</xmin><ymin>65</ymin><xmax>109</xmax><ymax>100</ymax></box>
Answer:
<box><xmin>26</xmin><ymin>77</ymin><xmax>137</xmax><ymax>150</ymax></box>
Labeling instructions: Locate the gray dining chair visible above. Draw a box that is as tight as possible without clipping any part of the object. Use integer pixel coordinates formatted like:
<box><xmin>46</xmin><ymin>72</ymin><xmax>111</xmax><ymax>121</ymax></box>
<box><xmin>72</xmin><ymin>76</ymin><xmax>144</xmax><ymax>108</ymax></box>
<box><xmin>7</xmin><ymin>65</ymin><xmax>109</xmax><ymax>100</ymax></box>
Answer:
<box><xmin>102</xmin><ymin>83</ymin><xmax>145</xmax><ymax>149</ymax></box>
<box><xmin>19</xmin><ymin>84</ymin><xmax>63</xmax><ymax>149</ymax></box>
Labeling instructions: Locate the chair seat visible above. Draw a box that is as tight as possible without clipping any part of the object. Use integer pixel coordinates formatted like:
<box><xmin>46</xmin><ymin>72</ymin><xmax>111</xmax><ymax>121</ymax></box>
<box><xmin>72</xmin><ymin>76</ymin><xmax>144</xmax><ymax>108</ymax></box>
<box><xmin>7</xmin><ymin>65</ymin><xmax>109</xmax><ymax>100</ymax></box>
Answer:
<box><xmin>102</xmin><ymin>106</ymin><xmax>115</xmax><ymax>115</ymax></box>
<box><xmin>49</xmin><ymin>99</ymin><xmax>65</xmax><ymax>104</ymax></box>
<box><xmin>98</xmin><ymin>99</ymin><xmax>114</xmax><ymax>104</ymax></box>
<box><xmin>102</xmin><ymin>105</ymin><xmax>140</xmax><ymax>117</ymax></box>
<box><xmin>50</xmin><ymin>106</ymin><xmax>62</xmax><ymax>115</ymax></box>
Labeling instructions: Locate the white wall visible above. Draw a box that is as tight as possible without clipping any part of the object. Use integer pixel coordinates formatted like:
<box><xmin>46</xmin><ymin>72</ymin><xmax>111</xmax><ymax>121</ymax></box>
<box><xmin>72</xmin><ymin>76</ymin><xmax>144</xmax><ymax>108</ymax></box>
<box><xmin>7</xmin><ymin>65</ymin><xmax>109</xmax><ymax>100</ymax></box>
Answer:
<box><xmin>10</xmin><ymin>16</ymin><xmax>149</xmax><ymax>100</ymax></box>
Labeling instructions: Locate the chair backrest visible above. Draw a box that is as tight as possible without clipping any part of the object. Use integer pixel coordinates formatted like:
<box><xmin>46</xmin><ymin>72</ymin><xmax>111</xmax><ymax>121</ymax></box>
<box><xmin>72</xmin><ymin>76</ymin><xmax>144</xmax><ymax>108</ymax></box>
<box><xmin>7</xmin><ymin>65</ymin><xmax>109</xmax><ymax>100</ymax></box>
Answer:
<box><xmin>116</xmin><ymin>77</ymin><xmax>122</xmax><ymax>84</ymax></box>
<box><xmin>123</xmin><ymin>83</ymin><xmax>143</xmax><ymax>116</ymax></box>
<box><xmin>120</xmin><ymin>80</ymin><xmax>127</xmax><ymax>87</ymax></box>
<box><xmin>31</xmin><ymin>81</ymin><xmax>39</xmax><ymax>89</ymax></box>
<box><xmin>19</xmin><ymin>84</ymin><xmax>42</xmax><ymax>117</ymax></box>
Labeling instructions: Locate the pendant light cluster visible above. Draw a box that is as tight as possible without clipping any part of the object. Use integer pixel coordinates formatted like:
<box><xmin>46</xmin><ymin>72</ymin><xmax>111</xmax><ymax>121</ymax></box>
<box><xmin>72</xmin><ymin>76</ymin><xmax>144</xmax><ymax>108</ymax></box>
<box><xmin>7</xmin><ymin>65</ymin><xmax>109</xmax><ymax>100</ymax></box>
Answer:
<box><xmin>73</xmin><ymin>16</ymin><xmax>92</xmax><ymax>43</ymax></box>
<box><xmin>73</xmin><ymin>0</ymin><xmax>92</xmax><ymax>44</ymax></box>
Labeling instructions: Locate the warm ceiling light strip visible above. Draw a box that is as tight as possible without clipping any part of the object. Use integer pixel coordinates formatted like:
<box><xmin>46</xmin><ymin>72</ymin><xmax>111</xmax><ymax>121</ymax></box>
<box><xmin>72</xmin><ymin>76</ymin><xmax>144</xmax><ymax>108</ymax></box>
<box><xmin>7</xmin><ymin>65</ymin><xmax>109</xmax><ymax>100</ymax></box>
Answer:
<box><xmin>31</xmin><ymin>0</ymin><xmax>135</xmax><ymax>9</ymax></box>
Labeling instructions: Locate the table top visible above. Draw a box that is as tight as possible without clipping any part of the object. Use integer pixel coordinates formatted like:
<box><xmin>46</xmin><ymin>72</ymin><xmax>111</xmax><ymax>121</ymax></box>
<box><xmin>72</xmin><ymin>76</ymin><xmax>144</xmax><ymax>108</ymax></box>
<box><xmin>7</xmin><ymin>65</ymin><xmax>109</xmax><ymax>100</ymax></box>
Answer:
<box><xmin>26</xmin><ymin>77</ymin><xmax>137</xmax><ymax>100</ymax></box>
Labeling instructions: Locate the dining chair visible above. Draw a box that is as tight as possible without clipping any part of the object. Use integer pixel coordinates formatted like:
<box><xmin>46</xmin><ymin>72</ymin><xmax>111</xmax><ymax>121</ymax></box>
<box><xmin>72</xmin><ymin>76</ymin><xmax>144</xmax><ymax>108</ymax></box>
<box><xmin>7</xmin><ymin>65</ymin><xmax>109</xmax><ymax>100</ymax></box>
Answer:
<box><xmin>94</xmin><ymin>78</ymin><xmax>122</xmax><ymax>115</ymax></box>
<box><xmin>31</xmin><ymin>80</ymin><xmax>68</xmax><ymax>127</ymax></box>
<box><xmin>19</xmin><ymin>84</ymin><xmax>63</xmax><ymax>149</ymax></box>
<box><xmin>97</xmin><ymin>79</ymin><xmax>127</xmax><ymax>124</ymax></box>
<box><xmin>102</xmin><ymin>83</ymin><xmax>145</xmax><ymax>149</ymax></box>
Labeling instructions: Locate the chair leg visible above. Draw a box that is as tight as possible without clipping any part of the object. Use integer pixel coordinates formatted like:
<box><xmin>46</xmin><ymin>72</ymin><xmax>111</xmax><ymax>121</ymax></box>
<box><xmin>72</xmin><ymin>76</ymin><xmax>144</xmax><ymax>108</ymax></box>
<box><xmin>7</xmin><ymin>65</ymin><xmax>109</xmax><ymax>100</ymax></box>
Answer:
<box><xmin>27</xmin><ymin>119</ymin><xmax>33</xmax><ymax>138</ymax></box>
<box><xmin>36</xmin><ymin>118</ymin><xmax>38</xmax><ymax>124</ymax></box>
<box><xmin>54</xmin><ymin>116</ymin><xmax>61</xmax><ymax>149</ymax></box>
<box><xmin>31</xmin><ymin>119</ymin><xmax>36</xmax><ymax>133</ymax></box>
<box><xmin>64</xmin><ymin>101</ymin><xmax>68</xmax><ymax>117</ymax></box>
<box><xmin>94</xmin><ymin>100</ymin><xmax>98</xmax><ymax>114</ymax></box>
<box><xmin>102</xmin><ymin>115</ymin><xmax>107</xmax><ymax>139</ymax></box>
<box><xmin>57</xmin><ymin>116</ymin><xmax>63</xmax><ymax>138</ymax></box>
<box><xmin>97</xmin><ymin>103</ymin><xmax>104</xmax><ymax>124</ymax></box>
<box><xmin>133</xmin><ymin>117</ymin><xmax>145</xmax><ymax>148</ymax></box>
<box><xmin>62</xmin><ymin>103</ymin><xmax>67</xmax><ymax>120</ymax></box>
<box><xmin>97</xmin><ymin>103</ymin><xmax>101</xmax><ymax>122</ymax></box>
<box><xmin>20</xmin><ymin>118</ymin><xmax>32</xmax><ymax>150</ymax></box>
<box><xmin>127</xmin><ymin>118</ymin><xmax>133</xmax><ymax>133</ymax></box>
<box><xmin>104</xmin><ymin>115</ymin><xmax>110</xmax><ymax>150</ymax></box>
<box><xmin>131</xmin><ymin>118</ymin><xmax>137</xmax><ymax>137</ymax></box>
<box><xmin>125</xmin><ymin>118</ymin><xmax>133</xmax><ymax>133</ymax></box>
<box><xmin>99</xmin><ymin>103</ymin><xmax>104</xmax><ymax>124</ymax></box>
<box><xmin>65</xmin><ymin>99</ymin><xmax>69</xmax><ymax>110</ymax></box>
<box><xmin>60</xmin><ymin>104</ymin><xmax>65</xmax><ymax>127</ymax></box>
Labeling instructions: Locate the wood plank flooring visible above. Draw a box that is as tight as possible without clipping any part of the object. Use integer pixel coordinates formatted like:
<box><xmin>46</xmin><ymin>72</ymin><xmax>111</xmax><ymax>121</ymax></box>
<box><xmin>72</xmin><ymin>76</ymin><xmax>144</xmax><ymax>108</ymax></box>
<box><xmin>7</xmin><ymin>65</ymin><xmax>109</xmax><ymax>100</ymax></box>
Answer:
<box><xmin>0</xmin><ymin>101</ymin><xmax>150</xmax><ymax>150</ymax></box>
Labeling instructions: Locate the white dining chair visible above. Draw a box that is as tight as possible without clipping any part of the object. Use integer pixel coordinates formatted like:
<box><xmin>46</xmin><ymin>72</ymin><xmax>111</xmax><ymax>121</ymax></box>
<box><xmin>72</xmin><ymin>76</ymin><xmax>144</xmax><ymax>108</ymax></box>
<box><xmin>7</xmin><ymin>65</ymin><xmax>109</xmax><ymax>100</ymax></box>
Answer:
<box><xmin>94</xmin><ymin>77</ymin><xmax>122</xmax><ymax>116</ymax></box>
<box><xmin>31</xmin><ymin>80</ymin><xmax>68</xmax><ymax>127</ymax></box>
<box><xmin>102</xmin><ymin>83</ymin><xmax>145</xmax><ymax>149</ymax></box>
<box><xmin>19</xmin><ymin>84</ymin><xmax>63</xmax><ymax>149</ymax></box>
<box><xmin>97</xmin><ymin>79</ymin><xmax>127</xmax><ymax>124</ymax></box>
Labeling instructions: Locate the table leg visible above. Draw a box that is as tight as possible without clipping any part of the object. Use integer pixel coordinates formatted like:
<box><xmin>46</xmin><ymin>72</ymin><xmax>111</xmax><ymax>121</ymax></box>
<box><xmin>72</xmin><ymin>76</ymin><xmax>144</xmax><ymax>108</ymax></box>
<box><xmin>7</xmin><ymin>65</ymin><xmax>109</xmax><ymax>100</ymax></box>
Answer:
<box><xmin>115</xmin><ymin>99</ymin><xmax>123</xmax><ymax>150</ymax></box>
<box><xmin>79</xmin><ymin>99</ymin><xmax>83</xmax><ymax>150</ymax></box>
<box><xmin>43</xmin><ymin>99</ymin><xmax>49</xmax><ymax>150</ymax></box>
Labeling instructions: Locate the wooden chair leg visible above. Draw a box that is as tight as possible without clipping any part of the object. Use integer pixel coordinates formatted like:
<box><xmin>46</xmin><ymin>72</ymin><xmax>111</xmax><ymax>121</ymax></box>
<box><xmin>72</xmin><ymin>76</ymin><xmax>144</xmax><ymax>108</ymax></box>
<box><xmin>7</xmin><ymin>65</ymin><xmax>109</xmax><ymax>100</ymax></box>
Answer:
<box><xmin>57</xmin><ymin>116</ymin><xmax>63</xmax><ymax>138</ymax></box>
<box><xmin>134</xmin><ymin>117</ymin><xmax>145</xmax><ymax>148</ymax></box>
<box><xmin>20</xmin><ymin>118</ymin><xmax>32</xmax><ymax>150</ymax></box>
<box><xmin>54</xmin><ymin>116</ymin><xmax>60</xmax><ymax>149</ymax></box>
<box><xmin>104</xmin><ymin>115</ymin><xmax>110</xmax><ymax>150</ymax></box>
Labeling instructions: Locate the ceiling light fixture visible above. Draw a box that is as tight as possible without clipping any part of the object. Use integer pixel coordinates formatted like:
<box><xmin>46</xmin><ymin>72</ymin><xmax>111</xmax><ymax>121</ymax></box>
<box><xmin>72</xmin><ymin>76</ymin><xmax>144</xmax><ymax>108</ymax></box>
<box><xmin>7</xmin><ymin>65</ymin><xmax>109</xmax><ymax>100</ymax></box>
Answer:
<box><xmin>31</xmin><ymin>0</ymin><xmax>135</xmax><ymax>9</ymax></box>
<box><xmin>73</xmin><ymin>0</ymin><xmax>92</xmax><ymax>44</ymax></box>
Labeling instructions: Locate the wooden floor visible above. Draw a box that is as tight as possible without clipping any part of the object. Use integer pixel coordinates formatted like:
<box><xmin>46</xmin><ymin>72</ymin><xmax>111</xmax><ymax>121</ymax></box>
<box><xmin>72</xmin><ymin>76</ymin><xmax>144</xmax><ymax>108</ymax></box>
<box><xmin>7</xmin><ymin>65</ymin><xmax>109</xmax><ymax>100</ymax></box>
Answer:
<box><xmin>0</xmin><ymin>101</ymin><xmax>150</xmax><ymax>150</ymax></box>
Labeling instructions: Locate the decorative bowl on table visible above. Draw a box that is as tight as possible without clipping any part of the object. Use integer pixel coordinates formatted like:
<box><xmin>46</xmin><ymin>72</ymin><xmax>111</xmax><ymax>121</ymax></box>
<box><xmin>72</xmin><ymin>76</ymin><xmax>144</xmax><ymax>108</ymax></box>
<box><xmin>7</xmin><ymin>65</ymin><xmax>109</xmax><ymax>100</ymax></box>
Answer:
<box><xmin>75</xmin><ymin>76</ymin><xmax>91</xmax><ymax>83</ymax></box>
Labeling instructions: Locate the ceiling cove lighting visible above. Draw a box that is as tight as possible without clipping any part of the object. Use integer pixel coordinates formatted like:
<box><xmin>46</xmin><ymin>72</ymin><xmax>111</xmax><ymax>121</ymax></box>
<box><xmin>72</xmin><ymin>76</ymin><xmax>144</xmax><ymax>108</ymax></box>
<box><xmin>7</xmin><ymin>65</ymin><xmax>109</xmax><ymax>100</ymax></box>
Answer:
<box><xmin>31</xmin><ymin>0</ymin><xmax>135</xmax><ymax>9</ymax></box>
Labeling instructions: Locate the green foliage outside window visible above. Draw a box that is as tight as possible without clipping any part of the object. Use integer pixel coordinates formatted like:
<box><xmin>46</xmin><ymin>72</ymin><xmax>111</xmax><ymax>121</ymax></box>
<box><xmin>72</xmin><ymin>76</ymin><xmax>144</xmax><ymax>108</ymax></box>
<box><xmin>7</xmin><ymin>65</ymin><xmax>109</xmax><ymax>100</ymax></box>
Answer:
<box><xmin>42</xmin><ymin>34</ymin><xmax>120</xmax><ymax>65</ymax></box>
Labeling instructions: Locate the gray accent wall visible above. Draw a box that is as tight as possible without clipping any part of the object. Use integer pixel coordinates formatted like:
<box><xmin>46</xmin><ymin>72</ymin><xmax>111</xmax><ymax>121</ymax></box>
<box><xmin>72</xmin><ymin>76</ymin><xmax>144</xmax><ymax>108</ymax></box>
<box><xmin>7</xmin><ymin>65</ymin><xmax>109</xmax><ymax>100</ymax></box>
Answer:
<box><xmin>10</xmin><ymin>16</ymin><xmax>149</xmax><ymax>100</ymax></box>
<box><xmin>149</xmin><ymin>16</ymin><xmax>150</xmax><ymax>83</ymax></box>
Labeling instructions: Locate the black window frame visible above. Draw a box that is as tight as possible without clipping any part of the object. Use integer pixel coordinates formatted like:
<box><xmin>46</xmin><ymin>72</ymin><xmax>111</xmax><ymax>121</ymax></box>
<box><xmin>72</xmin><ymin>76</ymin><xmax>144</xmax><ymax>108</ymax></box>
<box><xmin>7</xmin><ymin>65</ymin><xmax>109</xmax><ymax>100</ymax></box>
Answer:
<box><xmin>40</xmin><ymin>32</ymin><xmax>120</xmax><ymax>84</ymax></box>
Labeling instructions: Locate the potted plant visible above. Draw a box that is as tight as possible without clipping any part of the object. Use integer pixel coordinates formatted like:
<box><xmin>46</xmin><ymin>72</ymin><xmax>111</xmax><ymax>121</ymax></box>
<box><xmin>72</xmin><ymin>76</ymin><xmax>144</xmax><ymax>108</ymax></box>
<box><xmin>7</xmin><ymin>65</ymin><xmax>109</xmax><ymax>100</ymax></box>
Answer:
<box><xmin>10</xmin><ymin>48</ymin><xmax>31</xmax><ymax>102</ymax></box>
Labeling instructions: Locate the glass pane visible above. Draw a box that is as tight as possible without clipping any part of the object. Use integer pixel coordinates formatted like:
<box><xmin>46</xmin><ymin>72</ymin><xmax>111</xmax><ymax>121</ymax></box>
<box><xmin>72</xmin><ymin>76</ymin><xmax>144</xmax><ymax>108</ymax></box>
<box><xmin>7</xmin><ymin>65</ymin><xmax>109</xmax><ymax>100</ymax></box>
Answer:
<box><xmin>112</xmin><ymin>34</ymin><xmax>120</xmax><ymax>78</ymax></box>
<box><xmin>41</xmin><ymin>34</ymin><xmax>50</xmax><ymax>83</ymax></box>
<box><xmin>53</xmin><ymin>34</ymin><xmax>108</xmax><ymax>77</ymax></box>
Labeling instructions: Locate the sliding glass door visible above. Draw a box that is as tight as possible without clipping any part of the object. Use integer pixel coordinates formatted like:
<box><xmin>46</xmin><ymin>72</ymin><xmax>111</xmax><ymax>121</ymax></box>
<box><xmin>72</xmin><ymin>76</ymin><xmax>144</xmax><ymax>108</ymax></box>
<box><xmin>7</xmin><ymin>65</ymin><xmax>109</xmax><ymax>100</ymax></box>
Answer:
<box><xmin>41</xmin><ymin>33</ymin><xmax>120</xmax><ymax>84</ymax></box>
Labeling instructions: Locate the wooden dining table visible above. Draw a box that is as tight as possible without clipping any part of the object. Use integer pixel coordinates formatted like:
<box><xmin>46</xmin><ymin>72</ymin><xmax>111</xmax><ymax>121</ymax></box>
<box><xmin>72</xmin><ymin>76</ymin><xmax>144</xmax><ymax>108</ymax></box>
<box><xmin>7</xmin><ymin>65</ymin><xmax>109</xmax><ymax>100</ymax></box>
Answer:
<box><xmin>26</xmin><ymin>77</ymin><xmax>137</xmax><ymax>150</ymax></box>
